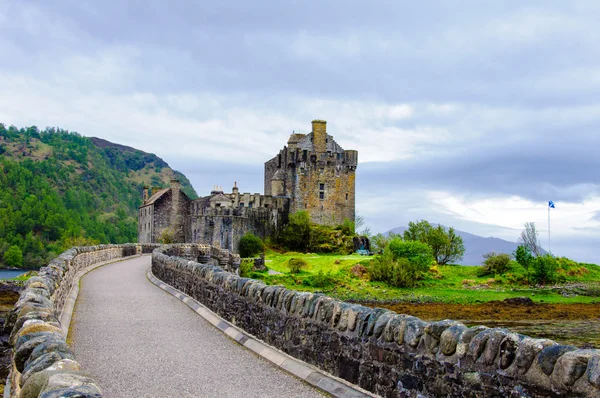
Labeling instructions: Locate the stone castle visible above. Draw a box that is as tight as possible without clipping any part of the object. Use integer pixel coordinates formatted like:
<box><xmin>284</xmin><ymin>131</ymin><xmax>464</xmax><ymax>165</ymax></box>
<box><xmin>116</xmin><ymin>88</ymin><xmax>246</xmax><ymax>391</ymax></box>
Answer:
<box><xmin>138</xmin><ymin>120</ymin><xmax>358</xmax><ymax>252</ymax></box>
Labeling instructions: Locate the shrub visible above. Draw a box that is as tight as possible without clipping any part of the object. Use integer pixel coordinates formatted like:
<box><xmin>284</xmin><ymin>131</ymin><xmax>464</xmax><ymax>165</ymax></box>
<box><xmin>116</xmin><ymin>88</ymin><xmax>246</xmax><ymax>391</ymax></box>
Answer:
<box><xmin>159</xmin><ymin>228</ymin><xmax>175</xmax><ymax>244</ymax></box>
<box><xmin>479</xmin><ymin>252</ymin><xmax>511</xmax><ymax>276</ymax></box>
<box><xmin>529</xmin><ymin>255</ymin><xmax>558</xmax><ymax>285</ymax></box>
<box><xmin>280</xmin><ymin>211</ymin><xmax>311</xmax><ymax>252</ymax></box>
<box><xmin>368</xmin><ymin>252</ymin><xmax>420</xmax><ymax>288</ymax></box>
<box><xmin>238</xmin><ymin>233</ymin><xmax>264</xmax><ymax>258</ymax></box>
<box><xmin>239</xmin><ymin>259</ymin><xmax>254</xmax><ymax>277</ymax></box>
<box><xmin>304</xmin><ymin>271</ymin><xmax>335</xmax><ymax>288</ymax></box>
<box><xmin>387</xmin><ymin>238</ymin><xmax>434</xmax><ymax>273</ymax></box>
<box><xmin>288</xmin><ymin>258</ymin><xmax>307</xmax><ymax>274</ymax></box>
<box><xmin>514</xmin><ymin>245</ymin><xmax>534</xmax><ymax>268</ymax></box>
<box><xmin>403</xmin><ymin>220</ymin><xmax>465</xmax><ymax>265</ymax></box>
<box><xmin>350</xmin><ymin>264</ymin><xmax>368</xmax><ymax>279</ymax></box>
<box><xmin>4</xmin><ymin>245</ymin><xmax>23</xmax><ymax>268</ymax></box>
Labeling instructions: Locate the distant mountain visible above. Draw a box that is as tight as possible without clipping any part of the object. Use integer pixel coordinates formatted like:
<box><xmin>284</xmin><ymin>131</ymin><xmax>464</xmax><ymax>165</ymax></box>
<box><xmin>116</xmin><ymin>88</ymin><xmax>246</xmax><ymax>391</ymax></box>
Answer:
<box><xmin>387</xmin><ymin>226</ymin><xmax>525</xmax><ymax>266</ymax></box>
<box><xmin>0</xmin><ymin>123</ymin><xmax>197</xmax><ymax>268</ymax></box>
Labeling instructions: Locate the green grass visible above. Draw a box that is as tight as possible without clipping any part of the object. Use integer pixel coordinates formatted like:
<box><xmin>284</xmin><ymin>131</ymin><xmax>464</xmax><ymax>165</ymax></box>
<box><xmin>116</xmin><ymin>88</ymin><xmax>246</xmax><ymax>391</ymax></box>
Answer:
<box><xmin>249</xmin><ymin>251</ymin><xmax>600</xmax><ymax>305</ymax></box>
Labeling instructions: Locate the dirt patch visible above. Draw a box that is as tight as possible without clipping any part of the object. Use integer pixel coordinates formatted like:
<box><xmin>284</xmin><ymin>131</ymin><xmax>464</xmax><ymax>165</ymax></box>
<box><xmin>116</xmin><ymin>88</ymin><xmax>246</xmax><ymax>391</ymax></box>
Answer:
<box><xmin>374</xmin><ymin>301</ymin><xmax>600</xmax><ymax>322</ymax></box>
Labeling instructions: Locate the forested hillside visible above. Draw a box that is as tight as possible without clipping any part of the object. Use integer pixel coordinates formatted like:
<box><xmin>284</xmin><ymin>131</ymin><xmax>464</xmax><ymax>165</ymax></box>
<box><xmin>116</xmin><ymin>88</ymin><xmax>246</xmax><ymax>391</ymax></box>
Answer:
<box><xmin>0</xmin><ymin>123</ymin><xmax>197</xmax><ymax>269</ymax></box>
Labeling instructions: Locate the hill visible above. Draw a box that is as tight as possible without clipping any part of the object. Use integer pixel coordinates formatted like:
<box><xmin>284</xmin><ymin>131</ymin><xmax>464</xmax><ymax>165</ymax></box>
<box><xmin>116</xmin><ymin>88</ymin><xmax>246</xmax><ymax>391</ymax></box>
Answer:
<box><xmin>0</xmin><ymin>123</ymin><xmax>197</xmax><ymax>268</ymax></box>
<box><xmin>387</xmin><ymin>226</ymin><xmax>526</xmax><ymax>265</ymax></box>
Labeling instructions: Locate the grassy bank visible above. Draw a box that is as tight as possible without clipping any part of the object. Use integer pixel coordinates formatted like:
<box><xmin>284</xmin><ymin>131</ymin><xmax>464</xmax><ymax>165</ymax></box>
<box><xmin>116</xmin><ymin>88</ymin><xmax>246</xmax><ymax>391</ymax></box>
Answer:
<box><xmin>248</xmin><ymin>251</ymin><xmax>600</xmax><ymax>305</ymax></box>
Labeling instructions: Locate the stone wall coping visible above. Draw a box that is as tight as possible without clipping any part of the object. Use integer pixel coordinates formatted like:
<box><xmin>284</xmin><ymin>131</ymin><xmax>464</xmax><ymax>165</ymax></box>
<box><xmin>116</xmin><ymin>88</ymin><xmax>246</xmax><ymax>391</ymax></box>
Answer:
<box><xmin>152</xmin><ymin>244</ymin><xmax>600</xmax><ymax>397</ymax></box>
<box><xmin>146</xmin><ymin>268</ymin><xmax>375</xmax><ymax>398</ymax></box>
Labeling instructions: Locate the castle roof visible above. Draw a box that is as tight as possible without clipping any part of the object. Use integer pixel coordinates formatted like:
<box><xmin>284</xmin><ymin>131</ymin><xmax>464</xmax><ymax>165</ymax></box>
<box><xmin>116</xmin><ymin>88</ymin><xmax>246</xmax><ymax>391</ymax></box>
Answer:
<box><xmin>287</xmin><ymin>133</ymin><xmax>306</xmax><ymax>144</ymax></box>
<box><xmin>142</xmin><ymin>188</ymin><xmax>169</xmax><ymax>206</ymax></box>
<box><xmin>210</xmin><ymin>193</ymin><xmax>231</xmax><ymax>202</ymax></box>
<box><xmin>297</xmin><ymin>133</ymin><xmax>345</xmax><ymax>153</ymax></box>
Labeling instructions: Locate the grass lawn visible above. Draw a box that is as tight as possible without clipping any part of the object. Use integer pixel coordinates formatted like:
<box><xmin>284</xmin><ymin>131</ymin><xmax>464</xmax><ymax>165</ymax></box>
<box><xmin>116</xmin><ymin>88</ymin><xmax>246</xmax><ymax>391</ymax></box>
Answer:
<box><xmin>248</xmin><ymin>251</ymin><xmax>600</xmax><ymax>305</ymax></box>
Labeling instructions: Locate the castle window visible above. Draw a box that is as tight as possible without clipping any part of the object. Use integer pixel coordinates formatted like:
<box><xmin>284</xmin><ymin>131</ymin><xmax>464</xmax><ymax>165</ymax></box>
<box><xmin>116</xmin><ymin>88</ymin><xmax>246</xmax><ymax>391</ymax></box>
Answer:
<box><xmin>319</xmin><ymin>168</ymin><xmax>324</xmax><ymax>174</ymax></box>
<box><xmin>346</xmin><ymin>193</ymin><xmax>349</xmax><ymax>201</ymax></box>
<box><xmin>319</xmin><ymin>183</ymin><xmax>325</xmax><ymax>190</ymax></box>
<box><xmin>319</xmin><ymin>183</ymin><xmax>325</xmax><ymax>200</ymax></box>
<box><xmin>248</xmin><ymin>203</ymin><xmax>253</xmax><ymax>208</ymax></box>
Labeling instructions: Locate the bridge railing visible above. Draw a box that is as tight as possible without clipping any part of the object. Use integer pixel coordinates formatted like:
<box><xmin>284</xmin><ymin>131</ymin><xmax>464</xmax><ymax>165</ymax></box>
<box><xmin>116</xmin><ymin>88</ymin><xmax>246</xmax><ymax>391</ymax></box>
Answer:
<box><xmin>152</xmin><ymin>244</ymin><xmax>600</xmax><ymax>398</ymax></box>
<box><xmin>5</xmin><ymin>243</ymin><xmax>160</xmax><ymax>398</ymax></box>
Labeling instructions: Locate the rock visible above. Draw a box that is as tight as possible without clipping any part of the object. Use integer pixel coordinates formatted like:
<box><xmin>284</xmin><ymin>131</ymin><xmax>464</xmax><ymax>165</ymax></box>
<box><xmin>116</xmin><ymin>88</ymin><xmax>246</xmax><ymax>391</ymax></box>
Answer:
<box><xmin>516</xmin><ymin>338</ymin><xmax>555</xmax><ymax>375</ymax></box>
<box><xmin>15</xmin><ymin>334</ymin><xmax>64</xmax><ymax>372</ymax></box>
<box><xmin>403</xmin><ymin>318</ymin><xmax>428</xmax><ymax>348</ymax></box>
<box><xmin>537</xmin><ymin>345</ymin><xmax>578</xmax><ymax>376</ymax></box>
<box><xmin>502</xmin><ymin>297</ymin><xmax>535</xmax><ymax>306</ymax></box>
<box><xmin>553</xmin><ymin>349</ymin><xmax>597</xmax><ymax>387</ymax></box>
<box><xmin>39</xmin><ymin>372</ymin><xmax>102</xmax><ymax>398</ymax></box>
<box><xmin>21</xmin><ymin>351</ymin><xmax>76</xmax><ymax>387</ymax></box>
<box><xmin>588</xmin><ymin>355</ymin><xmax>600</xmax><ymax>387</ymax></box>
<box><xmin>20</xmin><ymin>359</ymin><xmax>81</xmax><ymax>398</ymax></box>
<box><xmin>439</xmin><ymin>324</ymin><xmax>468</xmax><ymax>356</ymax></box>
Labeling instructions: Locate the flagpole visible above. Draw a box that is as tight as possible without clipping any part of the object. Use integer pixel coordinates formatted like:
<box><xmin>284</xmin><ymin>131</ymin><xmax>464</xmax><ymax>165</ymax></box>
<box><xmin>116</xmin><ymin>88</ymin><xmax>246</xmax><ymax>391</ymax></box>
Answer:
<box><xmin>548</xmin><ymin>205</ymin><xmax>551</xmax><ymax>255</ymax></box>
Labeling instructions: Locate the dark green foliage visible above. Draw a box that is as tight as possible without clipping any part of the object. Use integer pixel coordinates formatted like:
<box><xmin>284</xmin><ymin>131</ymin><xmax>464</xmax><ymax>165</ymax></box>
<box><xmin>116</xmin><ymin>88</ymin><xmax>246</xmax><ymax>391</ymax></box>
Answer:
<box><xmin>238</xmin><ymin>233</ymin><xmax>264</xmax><ymax>258</ymax></box>
<box><xmin>277</xmin><ymin>211</ymin><xmax>355</xmax><ymax>254</ymax></box>
<box><xmin>288</xmin><ymin>258</ymin><xmax>307</xmax><ymax>274</ymax></box>
<box><xmin>280</xmin><ymin>211</ymin><xmax>312</xmax><ymax>252</ymax></box>
<box><xmin>4</xmin><ymin>245</ymin><xmax>23</xmax><ymax>268</ymax></box>
<box><xmin>530</xmin><ymin>255</ymin><xmax>559</xmax><ymax>285</ymax></box>
<box><xmin>368</xmin><ymin>237</ymin><xmax>434</xmax><ymax>287</ymax></box>
<box><xmin>479</xmin><ymin>252</ymin><xmax>512</xmax><ymax>276</ymax></box>
<box><xmin>514</xmin><ymin>245</ymin><xmax>534</xmax><ymax>268</ymax></box>
<box><xmin>387</xmin><ymin>238</ymin><xmax>434</xmax><ymax>273</ymax></box>
<box><xmin>403</xmin><ymin>220</ymin><xmax>465</xmax><ymax>265</ymax></box>
<box><xmin>368</xmin><ymin>250</ymin><xmax>420</xmax><ymax>288</ymax></box>
<box><xmin>0</xmin><ymin>123</ymin><xmax>197</xmax><ymax>268</ymax></box>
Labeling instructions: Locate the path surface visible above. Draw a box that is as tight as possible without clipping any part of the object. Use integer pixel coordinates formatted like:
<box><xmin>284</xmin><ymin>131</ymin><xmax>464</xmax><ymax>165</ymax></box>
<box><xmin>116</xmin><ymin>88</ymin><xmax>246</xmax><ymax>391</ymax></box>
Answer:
<box><xmin>72</xmin><ymin>256</ymin><xmax>323</xmax><ymax>398</ymax></box>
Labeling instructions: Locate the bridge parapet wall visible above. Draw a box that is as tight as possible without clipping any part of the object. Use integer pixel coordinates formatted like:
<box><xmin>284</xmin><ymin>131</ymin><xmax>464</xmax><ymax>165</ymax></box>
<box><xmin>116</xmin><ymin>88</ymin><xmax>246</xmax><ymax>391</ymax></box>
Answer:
<box><xmin>152</xmin><ymin>245</ymin><xmax>600</xmax><ymax>397</ymax></box>
<box><xmin>5</xmin><ymin>243</ymin><xmax>160</xmax><ymax>398</ymax></box>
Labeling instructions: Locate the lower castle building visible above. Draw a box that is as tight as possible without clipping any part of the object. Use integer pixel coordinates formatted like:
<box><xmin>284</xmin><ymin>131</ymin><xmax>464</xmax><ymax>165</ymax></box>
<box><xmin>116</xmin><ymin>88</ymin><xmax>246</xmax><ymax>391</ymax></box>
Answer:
<box><xmin>138</xmin><ymin>120</ymin><xmax>357</xmax><ymax>253</ymax></box>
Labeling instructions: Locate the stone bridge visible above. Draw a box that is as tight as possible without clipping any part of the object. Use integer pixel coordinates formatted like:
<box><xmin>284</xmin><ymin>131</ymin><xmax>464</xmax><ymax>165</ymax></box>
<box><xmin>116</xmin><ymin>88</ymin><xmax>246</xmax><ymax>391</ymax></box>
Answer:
<box><xmin>4</xmin><ymin>244</ymin><xmax>600</xmax><ymax>397</ymax></box>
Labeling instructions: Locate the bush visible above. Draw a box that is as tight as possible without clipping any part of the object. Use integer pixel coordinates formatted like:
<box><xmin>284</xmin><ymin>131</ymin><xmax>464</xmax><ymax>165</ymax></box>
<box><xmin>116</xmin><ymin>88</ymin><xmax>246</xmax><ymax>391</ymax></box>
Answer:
<box><xmin>159</xmin><ymin>228</ymin><xmax>175</xmax><ymax>244</ymax></box>
<box><xmin>368</xmin><ymin>252</ymin><xmax>420</xmax><ymax>287</ymax></box>
<box><xmin>479</xmin><ymin>252</ymin><xmax>511</xmax><ymax>276</ymax></box>
<box><xmin>529</xmin><ymin>255</ymin><xmax>558</xmax><ymax>285</ymax></box>
<box><xmin>288</xmin><ymin>258</ymin><xmax>307</xmax><ymax>274</ymax></box>
<box><xmin>4</xmin><ymin>245</ymin><xmax>23</xmax><ymax>268</ymax></box>
<box><xmin>304</xmin><ymin>271</ymin><xmax>335</xmax><ymax>288</ymax></box>
<box><xmin>387</xmin><ymin>238</ymin><xmax>434</xmax><ymax>273</ymax></box>
<box><xmin>514</xmin><ymin>245</ymin><xmax>534</xmax><ymax>268</ymax></box>
<box><xmin>238</xmin><ymin>233</ymin><xmax>264</xmax><ymax>258</ymax></box>
<box><xmin>239</xmin><ymin>259</ymin><xmax>254</xmax><ymax>277</ymax></box>
<box><xmin>280</xmin><ymin>211</ymin><xmax>312</xmax><ymax>252</ymax></box>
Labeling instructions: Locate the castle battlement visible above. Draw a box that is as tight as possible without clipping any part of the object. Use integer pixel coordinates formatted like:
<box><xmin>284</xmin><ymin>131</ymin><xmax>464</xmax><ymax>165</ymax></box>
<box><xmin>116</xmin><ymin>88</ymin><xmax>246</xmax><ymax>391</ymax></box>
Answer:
<box><xmin>138</xmin><ymin>120</ymin><xmax>356</xmax><ymax>253</ymax></box>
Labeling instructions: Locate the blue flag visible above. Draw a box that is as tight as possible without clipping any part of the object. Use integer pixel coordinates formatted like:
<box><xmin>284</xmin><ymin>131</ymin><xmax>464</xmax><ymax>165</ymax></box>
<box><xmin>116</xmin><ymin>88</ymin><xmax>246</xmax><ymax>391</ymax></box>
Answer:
<box><xmin>548</xmin><ymin>200</ymin><xmax>555</xmax><ymax>208</ymax></box>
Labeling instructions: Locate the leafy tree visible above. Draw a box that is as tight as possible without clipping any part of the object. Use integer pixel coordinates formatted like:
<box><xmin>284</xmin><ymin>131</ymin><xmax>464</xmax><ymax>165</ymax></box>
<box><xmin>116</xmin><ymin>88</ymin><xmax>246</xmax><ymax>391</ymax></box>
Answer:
<box><xmin>529</xmin><ymin>254</ymin><xmax>558</xmax><ymax>285</ymax></box>
<box><xmin>4</xmin><ymin>245</ymin><xmax>23</xmax><ymax>268</ymax></box>
<box><xmin>514</xmin><ymin>245</ymin><xmax>534</xmax><ymax>268</ymax></box>
<box><xmin>403</xmin><ymin>220</ymin><xmax>465</xmax><ymax>265</ymax></box>
<box><xmin>518</xmin><ymin>222</ymin><xmax>542</xmax><ymax>256</ymax></box>
<box><xmin>238</xmin><ymin>233</ymin><xmax>264</xmax><ymax>258</ymax></box>
<box><xmin>281</xmin><ymin>211</ymin><xmax>312</xmax><ymax>252</ymax></box>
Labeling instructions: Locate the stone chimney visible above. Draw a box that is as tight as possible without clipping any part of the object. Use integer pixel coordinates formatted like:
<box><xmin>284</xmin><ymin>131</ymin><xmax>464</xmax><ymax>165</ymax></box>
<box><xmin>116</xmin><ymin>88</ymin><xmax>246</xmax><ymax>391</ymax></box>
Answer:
<box><xmin>143</xmin><ymin>186</ymin><xmax>149</xmax><ymax>202</ymax></box>
<box><xmin>312</xmin><ymin>120</ymin><xmax>327</xmax><ymax>153</ymax></box>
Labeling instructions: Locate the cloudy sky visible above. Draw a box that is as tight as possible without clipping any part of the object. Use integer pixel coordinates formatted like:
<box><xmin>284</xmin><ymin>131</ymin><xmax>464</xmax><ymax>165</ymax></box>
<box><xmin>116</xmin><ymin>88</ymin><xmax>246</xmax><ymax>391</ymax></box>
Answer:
<box><xmin>2</xmin><ymin>0</ymin><xmax>600</xmax><ymax>263</ymax></box>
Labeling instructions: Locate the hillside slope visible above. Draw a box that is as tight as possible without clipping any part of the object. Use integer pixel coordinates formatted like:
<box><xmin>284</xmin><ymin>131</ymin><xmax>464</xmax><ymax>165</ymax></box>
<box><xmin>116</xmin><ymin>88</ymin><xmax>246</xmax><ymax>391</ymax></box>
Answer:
<box><xmin>0</xmin><ymin>123</ymin><xmax>197</xmax><ymax>268</ymax></box>
<box><xmin>388</xmin><ymin>226</ymin><xmax>528</xmax><ymax>265</ymax></box>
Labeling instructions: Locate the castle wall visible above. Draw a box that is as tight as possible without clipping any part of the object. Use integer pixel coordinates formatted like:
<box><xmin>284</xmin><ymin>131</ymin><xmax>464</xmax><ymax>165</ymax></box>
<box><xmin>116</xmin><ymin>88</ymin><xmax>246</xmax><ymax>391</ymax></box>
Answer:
<box><xmin>138</xmin><ymin>205</ymin><xmax>154</xmax><ymax>243</ymax></box>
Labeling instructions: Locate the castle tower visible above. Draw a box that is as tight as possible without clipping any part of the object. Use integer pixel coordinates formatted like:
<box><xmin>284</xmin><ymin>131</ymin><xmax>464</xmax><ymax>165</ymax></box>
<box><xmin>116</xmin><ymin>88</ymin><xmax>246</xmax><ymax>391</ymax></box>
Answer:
<box><xmin>264</xmin><ymin>119</ymin><xmax>358</xmax><ymax>226</ymax></box>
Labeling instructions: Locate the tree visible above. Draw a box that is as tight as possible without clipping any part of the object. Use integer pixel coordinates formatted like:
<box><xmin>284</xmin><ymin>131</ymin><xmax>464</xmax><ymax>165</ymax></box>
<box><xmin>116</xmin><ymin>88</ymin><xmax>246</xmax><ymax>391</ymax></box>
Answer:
<box><xmin>403</xmin><ymin>220</ymin><xmax>465</xmax><ymax>265</ymax></box>
<box><xmin>387</xmin><ymin>238</ymin><xmax>434</xmax><ymax>273</ymax></box>
<box><xmin>4</xmin><ymin>245</ymin><xmax>24</xmax><ymax>268</ymax></box>
<box><xmin>514</xmin><ymin>245</ymin><xmax>534</xmax><ymax>268</ymax></box>
<box><xmin>518</xmin><ymin>222</ymin><xmax>542</xmax><ymax>256</ymax></box>
<box><xmin>238</xmin><ymin>233</ymin><xmax>264</xmax><ymax>258</ymax></box>
<box><xmin>281</xmin><ymin>211</ymin><xmax>311</xmax><ymax>252</ymax></box>
<box><xmin>529</xmin><ymin>254</ymin><xmax>558</xmax><ymax>285</ymax></box>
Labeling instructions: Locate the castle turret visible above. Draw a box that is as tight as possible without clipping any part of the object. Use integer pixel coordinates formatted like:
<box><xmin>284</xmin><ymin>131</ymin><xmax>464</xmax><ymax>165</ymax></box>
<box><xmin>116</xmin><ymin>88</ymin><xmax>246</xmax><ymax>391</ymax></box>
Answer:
<box><xmin>312</xmin><ymin>120</ymin><xmax>327</xmax><ymax>153</ymax></box>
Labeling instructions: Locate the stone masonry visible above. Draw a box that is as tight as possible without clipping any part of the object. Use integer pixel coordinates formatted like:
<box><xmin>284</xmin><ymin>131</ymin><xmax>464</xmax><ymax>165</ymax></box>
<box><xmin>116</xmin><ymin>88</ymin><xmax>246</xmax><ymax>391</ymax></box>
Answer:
<box><xmin>138</xmin><ymin>120</ymin><xmax>357</xmax><ymax>251</ymax></box>
<box><xmin>152</xmin><ymin>244</ymin><xmax>600</xmax><ymax>398</ymax></box>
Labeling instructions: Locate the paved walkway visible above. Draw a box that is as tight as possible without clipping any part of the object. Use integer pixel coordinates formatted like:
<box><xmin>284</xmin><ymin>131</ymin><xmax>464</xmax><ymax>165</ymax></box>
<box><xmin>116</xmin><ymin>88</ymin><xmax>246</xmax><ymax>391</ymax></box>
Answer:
<box><xmin>71</xmin><ymin>256</ymin><xmax>323</xmax><ymax>398</ymax></box>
